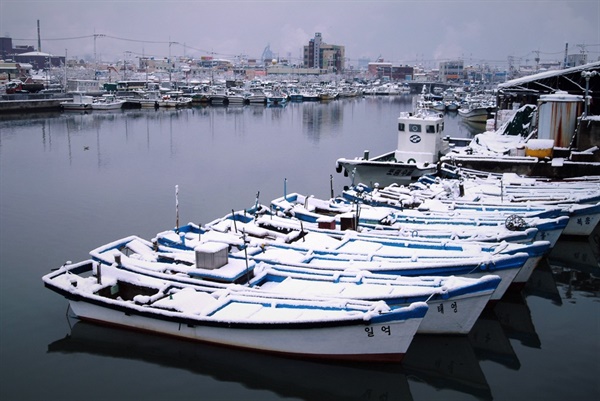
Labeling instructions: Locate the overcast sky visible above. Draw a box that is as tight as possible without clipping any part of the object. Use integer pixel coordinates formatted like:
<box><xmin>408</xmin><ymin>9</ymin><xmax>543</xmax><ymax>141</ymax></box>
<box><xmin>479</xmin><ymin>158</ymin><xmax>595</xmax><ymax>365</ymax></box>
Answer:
<box><xmin>1</xmin><ymin>0</ymin><xmax>599</xmax><ymax>69</ymax></box>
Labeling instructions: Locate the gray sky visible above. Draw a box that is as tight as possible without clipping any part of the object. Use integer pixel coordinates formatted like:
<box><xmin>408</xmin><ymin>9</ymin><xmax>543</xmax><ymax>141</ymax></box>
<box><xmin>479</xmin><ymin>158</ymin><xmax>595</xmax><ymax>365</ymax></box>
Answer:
<box><xmin>1</xmin><ymin>0</ymin><xmax>599</xmax><ymax>69</ymax></box>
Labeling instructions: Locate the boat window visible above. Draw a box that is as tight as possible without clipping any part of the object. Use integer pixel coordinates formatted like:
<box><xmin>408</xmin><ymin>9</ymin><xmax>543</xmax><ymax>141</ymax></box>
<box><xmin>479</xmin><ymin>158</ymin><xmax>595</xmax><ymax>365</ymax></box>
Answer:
<box><xmin>409</xmin><ymin>124</ymin><xmax>421</xmax><ymax>133</ymax></box>
<box><xmin>398</xmin><ymin>123</ymin><xmax>405</xmax><ymax>131</ymax></box>
<box><xmin>426</xmin><ymin>125</ymin><xmax>435</xmax><ymax>134</ymax></box>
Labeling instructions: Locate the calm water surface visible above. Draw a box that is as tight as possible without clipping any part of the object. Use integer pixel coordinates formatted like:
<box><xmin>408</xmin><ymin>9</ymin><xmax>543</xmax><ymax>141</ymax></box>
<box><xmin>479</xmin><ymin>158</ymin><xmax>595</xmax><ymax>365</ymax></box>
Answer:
<box><xmin>1</xmin><ymin>97</ymin><xmax>598</xmax><ymax>401</ymax></box>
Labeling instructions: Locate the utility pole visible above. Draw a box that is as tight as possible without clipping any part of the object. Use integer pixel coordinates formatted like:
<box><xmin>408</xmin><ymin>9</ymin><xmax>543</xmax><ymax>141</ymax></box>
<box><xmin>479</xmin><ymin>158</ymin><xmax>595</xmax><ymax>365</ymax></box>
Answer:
<box><xmin>532</xmin><ymin>50</ymin><xmax>540</xmax><ymax>72</ymax></box>
<box><xmin>93</xmin><ymin>33</ymin><xmax>105</xmax><ymax>80</ymax></box>
<box><xmin>582</xmin><ymin>70</ymin><xmax>597</xmax><ymax>116</ymax></box>
<box><xmin>169</xmin><ymin>40</ymin><xmax>179</xmax><ymax>85</ymax></box>
<box><xmin>576</xmin><ymin>44</ymin><xmax>589</xmax><ymax>64</ymax></box>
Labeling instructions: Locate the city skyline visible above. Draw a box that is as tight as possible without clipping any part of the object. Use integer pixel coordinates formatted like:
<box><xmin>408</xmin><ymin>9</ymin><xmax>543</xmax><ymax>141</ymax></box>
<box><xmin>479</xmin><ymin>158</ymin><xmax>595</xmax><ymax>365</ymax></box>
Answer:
<box><xmin>2</xmin><ymin>0</ymin><xmax>599</xmax><ymax>69</ymax></box>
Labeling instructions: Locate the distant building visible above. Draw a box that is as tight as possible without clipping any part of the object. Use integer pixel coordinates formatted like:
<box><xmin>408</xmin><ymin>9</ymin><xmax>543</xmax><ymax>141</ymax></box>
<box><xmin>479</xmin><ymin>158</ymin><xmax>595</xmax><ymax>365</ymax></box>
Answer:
<box><xmin>367</xmin><ymin>61</ymin><xmax>414</xmax><ymax>80</ymax></box>
<box><xmin>439</xmin><ymin>60</ymin><xmax>464</xmax><ymax>82</ymax></box>
<box><xmin>13</xmin><ymin>51</ymin><xmax>65</xmax><ymax>69</ymax></box>
<box><xmin>0</xmin><ymin>37</ymin><xmax>35</xmax><ymax>61</ymax></box>
<box><xmin>266</xmin><ymin>65</ymin><xmax>323</xmax><ymax>76</ymax></box>
<box><xmin>566</xmin><ymin>53</ymin><xmax>587</xmax><ymax>68</ymax></box>
<box><xmin>303</xmin><ymin>33</ymin><xmax>345</xmax><ymax>73</ymax></box>
<box><xmin>1</xmin><ymin>37</ymin><xmax>63</xmax><ymax>69</ymax></box>
<box><xmin>0</xmin><ymin>61</ymin><xmax>33</xmax><ymax>83</ymax></box>
<box><xmin>357</xmin><ymin>57</ymin><xmax>371</xmax><ymax>70</ymax></box>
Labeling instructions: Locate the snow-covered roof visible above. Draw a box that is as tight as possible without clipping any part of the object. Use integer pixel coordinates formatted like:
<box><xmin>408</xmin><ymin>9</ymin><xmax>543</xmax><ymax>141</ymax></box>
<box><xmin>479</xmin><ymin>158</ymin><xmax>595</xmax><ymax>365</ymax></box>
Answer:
<box><xmin>498</xmin><ymin>61</ymin><xmax>600</xmax><ymax>89</ymax></box>
<box><xmin>16</xmin><ymin>51</ymin><xmax>54</xmax><ymax>57</ymax></box>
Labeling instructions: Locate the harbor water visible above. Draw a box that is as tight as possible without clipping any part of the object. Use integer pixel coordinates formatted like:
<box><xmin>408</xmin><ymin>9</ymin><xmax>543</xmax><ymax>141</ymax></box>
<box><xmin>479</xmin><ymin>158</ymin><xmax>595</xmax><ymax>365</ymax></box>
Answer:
<box><xmin>1</xmin><ymin>96</ymin><xmax>598</xmax><ymax>401</ymax></box>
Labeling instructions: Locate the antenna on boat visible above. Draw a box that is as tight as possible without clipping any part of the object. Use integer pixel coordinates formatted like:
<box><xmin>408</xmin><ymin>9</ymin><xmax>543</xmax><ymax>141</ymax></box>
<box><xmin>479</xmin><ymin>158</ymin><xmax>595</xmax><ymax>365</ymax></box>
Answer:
<box><xmin>330</xmin><ymin>174</ymin><xmax>334</xmax><ymax>198</ymax></box>
<box><xmin>232</xmin><ymin>209</ymin><xmax>238</xmax><ymax>233</ymax></box>
<box><xmin>175</xmin><ymin>185</ymin><xmax>179</xmax><ymax>234</ymax></box>
<box><xmin>254</xmin><ymin>191</ymin><xmax>260</xmax><ymax>212</ymax></box>
<box><xmin>284</xmin><ymin>178</ymin><xmax>288</xmax><ymax>201</ymax></box>
<box><xmin>242</xmin><ymin>229</ymin><xmax>251</xmax><ymax>284</ymax></box>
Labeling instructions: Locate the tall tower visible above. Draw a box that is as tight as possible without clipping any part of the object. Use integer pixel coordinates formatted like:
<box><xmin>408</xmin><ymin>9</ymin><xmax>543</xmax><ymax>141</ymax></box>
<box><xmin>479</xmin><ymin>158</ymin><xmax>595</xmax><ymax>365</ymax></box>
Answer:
<box><xmin>37</xmin><ymin>19</ymin><xmax>41</xmax><ymax>52</ymax></box>
<box><xmin>313</xmin><ymin>33</ymin><xmax>322</xmax><ymax>69</ymax></box>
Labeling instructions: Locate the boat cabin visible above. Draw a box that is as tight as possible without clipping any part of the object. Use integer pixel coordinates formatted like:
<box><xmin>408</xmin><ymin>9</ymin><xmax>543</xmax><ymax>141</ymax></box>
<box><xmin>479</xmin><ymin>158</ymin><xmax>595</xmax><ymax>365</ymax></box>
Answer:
<box><xmin>395</xmin><ymin>109</ymin><xmax>449</xmax><ymax>164</ymax></box>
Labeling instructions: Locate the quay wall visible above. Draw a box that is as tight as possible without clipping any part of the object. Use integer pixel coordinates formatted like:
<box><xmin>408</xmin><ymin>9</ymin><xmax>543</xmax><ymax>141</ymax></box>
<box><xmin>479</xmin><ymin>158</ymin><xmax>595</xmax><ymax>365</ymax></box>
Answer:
<box><xmin>0</xmin><ymin>98</ymin><xmax>69</xmax><ymax>113</ymax></box>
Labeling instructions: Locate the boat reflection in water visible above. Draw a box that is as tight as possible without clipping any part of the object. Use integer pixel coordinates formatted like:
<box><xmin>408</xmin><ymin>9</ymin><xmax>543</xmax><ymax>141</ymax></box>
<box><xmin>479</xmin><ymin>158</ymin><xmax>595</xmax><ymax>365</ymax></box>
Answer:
<box><xmin>403</xmin><ymin>334</ymin><xmax>492</xmax><ymax>400</ymax></box>
<box><xmin>523</xmin><ymin>258</ymin><xmax>563</xmax><ymax>305</ymax></box>
<box><xmin>547</xmin><ymin>225</ymin><xmax>600</xmax><ymax>279</ymax></box>
<box><xmin>468</xmin><ymin>307</ymin><xmax>520</xmax><ymax>371</ymax></box>
<box><xmin>494</xmin><ymin>290</ymin><xmax>541</xmax><ymax>349</ymax></box>
<box><xmin>48</xmin><ymin>320</ymin><xmax>414</xmax><ymax>401</ymax></box>
<box><xmin>48</xmin><ymin>318</ymin><xmax>497</xmax><ymax>401</ymax></box>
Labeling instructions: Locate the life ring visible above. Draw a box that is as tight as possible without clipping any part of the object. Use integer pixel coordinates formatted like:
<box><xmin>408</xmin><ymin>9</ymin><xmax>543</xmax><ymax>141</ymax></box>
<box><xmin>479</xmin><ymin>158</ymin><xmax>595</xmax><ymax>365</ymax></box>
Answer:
<box><xmin>407</xmin><ymin>158</ymin><xmax>416</xmax><ymax>163</ymax></box>
<box><xmin>410</xmin><ymin>125</ymin><xmax>419</xmax><ymax>132</ymax></box>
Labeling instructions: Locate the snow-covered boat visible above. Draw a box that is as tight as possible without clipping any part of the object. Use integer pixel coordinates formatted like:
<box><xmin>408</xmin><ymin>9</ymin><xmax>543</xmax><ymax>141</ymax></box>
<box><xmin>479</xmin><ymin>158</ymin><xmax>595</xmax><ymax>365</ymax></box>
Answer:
<box><xmin>43</xmin><ymin>260</ymin><xmax>427</xmax><ymax>363</ymax></box>
<box><xmin>274</xmin><ymin>190</ymin><xmax>568</xmax><ymax>247</ymax></box>
<box><xmin>424</xmin><ymin>172</ymin><xmax>600</xmax><ymax>236</ymax></box>
<box><xmin>248</xmin><ymin>265</ymin><xmax>501</xmax><ymax>334</ymax></box>
<box><xmin>457</xmin><ymin>102</ymin><xmax>496</xmax><ymax>123</ymax></box>
<box><xmin>91</xmin><ymin>94</ymin><xmax>126</xmax><ymax>110</ymax></box>
<box><xmin>83</xmin><ymin>234</ymin><xmax>501</xmax><ymax>334</ymax></box>
<box><xmin>257</xmin><ymin>212</ymin><xmax>541</xmax><ymax>245</ymax></box>
<box><xmin>60</xmin><ymin>92</ymin><xmax>94</xmax><ymax>111</ymax></box>
<box><xmin>147</xmin><ymin>220</ymin><xmax>546</xmax><ymax>299</ymax></box>
<box><xmin>269</xmin><ymin>192</ymin><xmax>541</xmax><ymax>244</ymax></box>
<box><xmin>157</xmin><ymin>91</ymin><xmax>192</xmax><ymax>107</ymax></box>
<box><xmin>85</xmin><ymin>231</ymin><xmax>502</xmax><ymax>334</ymax></box>
<box><xmin>335</xmin><ymin>108</ymin><xmax>450</xmax><ymax>187</ymax></box>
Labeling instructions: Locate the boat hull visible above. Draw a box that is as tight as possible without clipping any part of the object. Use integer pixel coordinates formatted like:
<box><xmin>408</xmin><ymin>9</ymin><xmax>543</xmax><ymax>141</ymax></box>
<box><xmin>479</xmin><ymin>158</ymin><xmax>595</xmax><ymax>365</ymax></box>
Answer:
<box><xmin>415</xmin><ymin>290</ymin><xmax>492</xmax><ymax>334</ymax></box>
<box><xmin>458</xmin><ymin>107</ymin><xmax>495</xmax><ymax>123</ymax></box>
<box><xmin>44</xmin><ymin>261</ymin><xmax>427</xmax><ymax>363</ymax></box>
<box><xmin>336</xmin><ymin>152</ymin><xmax>438</xmax><ymax>187</ymax></box>
<box><xmin>91</xmin><ymin>102</ymin><xmax>125</xmax><ymax>110</ymax></box>
<box><xmin>65</xmin><ymin>297</ymin><xmax>422</xmax><ymax>363</ymax></box>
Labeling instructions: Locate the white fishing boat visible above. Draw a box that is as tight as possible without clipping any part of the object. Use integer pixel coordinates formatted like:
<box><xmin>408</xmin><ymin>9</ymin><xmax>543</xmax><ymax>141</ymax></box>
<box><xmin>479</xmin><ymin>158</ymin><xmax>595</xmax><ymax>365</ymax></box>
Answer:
<box><xmin>60</xmin><ymin>92</ymin><xmax>94</xmax><ymax>111</ymax></box>
<box><xmin>274</xmin><ymin>190</ymin><xmax>567</xmax><ymax>247</ymax></box>
<box><xmin>147</xmin><ymin>220</ymin><xmax>543</xmax><ymax>300</ymax></box>
<box><xmin>82</xmin><ymin>232</ymin><xmax>502</xmax><ymax>335</ymax></box>
<box><xmin>341</xmin><ymin>186</ymin><xmax>569</xmax><ymax>246</ymax></box>
<box><xmin>335</xmin><ymin>108</ymin><xmax>450</xmax><ymax>187</ymax></box>
<box><xmin>265</xmin><ymin>89</ymin><xmax>288</xmax><ymax>106</ymax></box>
<box><xmin>426</xmin><ymin>172</ymin><xmax>600</xmax><ymax>236</ymax></box>
<box><xmin>158</xmin><ymin>91</ymin><xmax>192</xmax><ymax>108</ymax></box>
<box><xmin>91</xmin><ymin>94</ymin><xmax>126</xmax><ymax>110</ymax></box>
<box><xmin>248</xmin><ymin>265</ymin><xmax>501</xmax><ymax>335</ymax></box>
<box><xmin>226</xmin><ymin>89</ymin><xmax>246</xmax><ymax>105</ymax></box>
<box><xmin>457</xmin><ymin>103</ymin><xmax>496</xmax><ymax>123</ymax></box>
<box><xmin>43</xmin><ymin>260</ymin><xmax>427</xmax><ymax>363</ymax></box>
<box><xmin>256</xmin><ymin>212</ymin><xmax>541</xmax><ymax>245</ymax></box>
<box><xmin>246</xmin><ymin>89</ymin><xmax>267</xmax><ymax>105</ymax></box>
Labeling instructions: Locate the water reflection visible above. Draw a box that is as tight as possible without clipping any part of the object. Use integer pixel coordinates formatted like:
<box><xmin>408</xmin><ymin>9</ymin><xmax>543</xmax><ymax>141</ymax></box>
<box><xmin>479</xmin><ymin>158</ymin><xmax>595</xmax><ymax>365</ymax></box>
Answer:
<box><xmin>547</xmin><ymin>229</ymin><xmax>600</xmax><ymax>299</ymax></box>
<box><xmin>48</xmin><ymin>317</ymin><xmax>502</xmax><ymax>401</ymax></box>
<box><xmin>468</xmin><ymin>307</ymin><xmax>520</xmax><ymax>370</ymax></box>
<box><xmin>548</xmin><ymin>226</ymin><xmax>600</xmax><ymax>274</ymax></box>
<box><xmin>404</xmin><ymin>334</ymin><xmax>491</xmax><ymax>400</ymax></box>
<box><xmin>523</xmin><ymin>258</ymin><xmax>563</xmax><ymax>305</ymax></box>
<box><xmin>493</xmin><ymin>291</ymin><xmax>540</xmax><ymax>349</ymax></box>
<box><xmin>48</xmin><ymin>320</ymin><xmax>414</xmax><ymax>401</ymax></box>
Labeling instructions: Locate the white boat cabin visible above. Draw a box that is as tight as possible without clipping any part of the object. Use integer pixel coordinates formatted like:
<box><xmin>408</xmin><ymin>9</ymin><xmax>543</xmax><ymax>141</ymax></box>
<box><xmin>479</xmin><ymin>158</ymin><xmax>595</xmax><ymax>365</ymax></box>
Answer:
<box><xmin>395</xmin><ymin>109</ymin><xmax>449</xmax><ymax>164</ymax></box>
